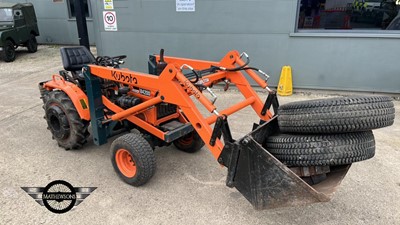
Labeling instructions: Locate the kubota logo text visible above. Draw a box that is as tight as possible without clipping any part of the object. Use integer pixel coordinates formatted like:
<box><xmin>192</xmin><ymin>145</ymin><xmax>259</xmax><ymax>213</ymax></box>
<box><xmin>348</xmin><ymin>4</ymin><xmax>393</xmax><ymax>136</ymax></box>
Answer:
<box><xmin>183</xmin><ymin>80</ymin><xmax>200</xmax><ymax>99</ymax></box>
<box><xmin>111</xmin><ymin>71</ymin><xmax>138</xmax><ymax>84</ymax></box>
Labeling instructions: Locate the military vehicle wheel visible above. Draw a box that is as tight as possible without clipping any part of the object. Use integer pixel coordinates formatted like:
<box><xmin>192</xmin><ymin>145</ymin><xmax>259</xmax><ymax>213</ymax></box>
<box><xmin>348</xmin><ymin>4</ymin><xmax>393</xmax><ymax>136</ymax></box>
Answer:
<box><xmin>27</xmin><ymin>34</ymin><xmax>38</xmax><ymax>53</ymax></box>
<box><xmin>2</xmin><ymin>40</ymin><xmax>16</xmax><ymax>62</ymax></box>
<box><xmin>44</xmin><ymin>91</ymin><xmax>89</xmax><ymax>150</ymax></box>
<box><xmin>111</xmin><ymin>133</ymin><xmax>156</xmax><ymax>186</ymax></box>
<box><xmin>173</xmin><ymin>131</ymin><xmax>204</xmax><ymax>153</ymax></box>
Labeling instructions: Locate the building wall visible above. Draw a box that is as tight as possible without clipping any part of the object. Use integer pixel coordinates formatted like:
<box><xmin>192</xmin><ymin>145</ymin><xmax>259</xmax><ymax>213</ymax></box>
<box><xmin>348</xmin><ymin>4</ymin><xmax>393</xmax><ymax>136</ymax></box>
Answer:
<box><xmin>6</xmin><ymin>0</ymin><xmax>95</xmax><ymax>45</ymax></box>
<box><xmin>91</xmin><ymin>0</ymin><xmax>400</xmax><ymax>93</ymax></box>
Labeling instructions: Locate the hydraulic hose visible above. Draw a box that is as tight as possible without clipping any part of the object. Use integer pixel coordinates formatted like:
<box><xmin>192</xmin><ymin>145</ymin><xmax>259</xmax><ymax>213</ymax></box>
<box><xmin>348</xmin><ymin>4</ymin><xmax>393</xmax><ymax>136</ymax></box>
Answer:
<box><xmin>211</xmin><ymin>53</ymin><xmax>250</xmax><ymax>72</ymax></box>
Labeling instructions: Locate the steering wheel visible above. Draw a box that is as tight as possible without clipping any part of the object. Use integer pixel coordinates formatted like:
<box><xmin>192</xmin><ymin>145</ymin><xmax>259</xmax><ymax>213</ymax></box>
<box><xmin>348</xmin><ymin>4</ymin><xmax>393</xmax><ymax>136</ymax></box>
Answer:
<box><xmin>111</xmin><ymin>55</ymin><xmax>127</xmax><ymax>61</ymax></box>
<box><xmin>95</xmin><ymin>55</ymin><xmax>127</xmax><ymax>67</ymax></box>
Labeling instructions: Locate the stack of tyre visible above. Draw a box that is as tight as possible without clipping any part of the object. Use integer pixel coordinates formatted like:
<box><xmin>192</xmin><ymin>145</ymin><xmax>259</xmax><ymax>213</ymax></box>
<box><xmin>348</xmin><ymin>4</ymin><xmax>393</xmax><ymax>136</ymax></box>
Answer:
<box><xmin>264</xmin><ymin>96</ymin><xmax>395</xmax><ymax>168</ymax></box>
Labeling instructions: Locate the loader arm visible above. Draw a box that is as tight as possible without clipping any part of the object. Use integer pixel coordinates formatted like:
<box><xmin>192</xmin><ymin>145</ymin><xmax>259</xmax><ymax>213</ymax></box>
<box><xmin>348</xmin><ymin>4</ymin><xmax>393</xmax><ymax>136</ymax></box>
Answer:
<box><xmin>84</xmin><ymin>50</ymin><xmax>273</xmax><ymax>160</ymax></box>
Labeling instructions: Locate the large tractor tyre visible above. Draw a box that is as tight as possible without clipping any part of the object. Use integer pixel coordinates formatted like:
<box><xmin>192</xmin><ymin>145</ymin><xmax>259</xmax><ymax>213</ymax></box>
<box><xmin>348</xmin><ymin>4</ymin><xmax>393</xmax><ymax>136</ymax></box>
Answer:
<box><xmin>264</xmin><ymin>131</ymin><xmax>375</xmax><ymax>167</ymax></box>
<box><xmin>111</xmin><ymin>133</ymin><xmax>156</xmax><ymax>186</ymax></box>
<box><xmin>26</xmin><ymin>34</ymin><xmax>38</xmax><ymax>53</ymax></box>
<box><xmin>39</xmin><ymin>84</ymin><xmax>50</xmax><ymax>104</ymax></box>
<box><xmin>173</xmin><ymin>131</ymin><xmax>205</xmax><ymax>153</ymax></box>
<box><xmin>2</xmin><ymin>40</ymin><xmax>16</xmax><ymax>62</ymax></box>
<box><xmin>278</xmin><ymin>96</ymin><xmax>395</xmax><ymax>134</ymax></box>
<box><xmin>44</xmin><ymin>91</ymin><xmax>89</xmax><ymax>150</ymax></box>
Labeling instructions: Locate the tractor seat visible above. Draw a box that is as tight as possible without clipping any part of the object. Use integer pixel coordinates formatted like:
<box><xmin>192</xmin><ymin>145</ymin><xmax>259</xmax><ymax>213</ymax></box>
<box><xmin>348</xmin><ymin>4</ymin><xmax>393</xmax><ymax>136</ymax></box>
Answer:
<box><xmin>60</xmin><ymin>46</ymin><xmax>95</xmax><ymax>80</ymax></box>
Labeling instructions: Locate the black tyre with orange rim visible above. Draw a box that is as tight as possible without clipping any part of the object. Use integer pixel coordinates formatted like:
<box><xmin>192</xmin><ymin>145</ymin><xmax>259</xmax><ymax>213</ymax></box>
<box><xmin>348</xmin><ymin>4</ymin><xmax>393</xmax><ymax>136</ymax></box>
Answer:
<box><xmin>111</xmin><ymin>133</ymin><xmax>156</xmax><ymax>186</ymax></box>
<box><xmin>173</xmin><ymin>131</ymin><xmax>204</xmax><ymax>153</ymax></box>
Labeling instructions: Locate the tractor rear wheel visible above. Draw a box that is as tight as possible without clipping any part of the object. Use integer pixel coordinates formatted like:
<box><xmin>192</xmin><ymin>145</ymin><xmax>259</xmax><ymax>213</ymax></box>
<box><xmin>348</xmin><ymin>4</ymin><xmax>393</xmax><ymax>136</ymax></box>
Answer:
<box><xmin>264</xmin><ymin>131</ymin><xmax>375</xmax><ymax>167</ymax></box>
<box><xmin>44</xmin><ymin>91</ymin><xmax>89</xmax><ymax>150</ymax></box>
<box><xmin>111</xmin><ymin>133</ymin><xmax>156</xmax><ymax>186</ymax></box>
<box><xmin>278</xmin><ymin>96</ymin><xmax>395</xmax><ymax>134</ymax></box>
<box><xmin>173</xmin><ymin>131</ymin><xmax>204</xmax><ymax>153</ymax></box>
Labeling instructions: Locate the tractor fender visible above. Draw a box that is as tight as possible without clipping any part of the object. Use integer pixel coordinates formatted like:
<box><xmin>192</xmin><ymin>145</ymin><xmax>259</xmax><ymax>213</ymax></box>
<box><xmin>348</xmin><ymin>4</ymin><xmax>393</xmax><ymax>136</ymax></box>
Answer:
<box><xmin>43</xmin><ymin>75</ymin><xmax>90</xmax><ymax>121</ymax></box>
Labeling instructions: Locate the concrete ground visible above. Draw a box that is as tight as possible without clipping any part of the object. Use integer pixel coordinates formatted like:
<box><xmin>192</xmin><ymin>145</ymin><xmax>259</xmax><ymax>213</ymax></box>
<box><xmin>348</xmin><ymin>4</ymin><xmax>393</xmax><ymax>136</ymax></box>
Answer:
<box><xmin>0</xmin><ymin>46</ymin><xmax>399</xmax><ymax>225</ymax></box>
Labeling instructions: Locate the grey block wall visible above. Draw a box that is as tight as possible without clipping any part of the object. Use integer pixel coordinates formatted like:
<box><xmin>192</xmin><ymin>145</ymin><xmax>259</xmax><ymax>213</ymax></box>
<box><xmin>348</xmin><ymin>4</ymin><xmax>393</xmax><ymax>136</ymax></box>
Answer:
<box><xmin>90</xmin><ymin>0</ymin><xmax>400</xmax><ymax>93</ymax></box>
<box><xmin>32</xmin><ymin>0</ymin><xmax>96</xmax><ymax>45</ymax></box>
<box><xmin>13</xmin><ymin>0</ymin><xmax>397</xmax><ymax>93</ymax></box>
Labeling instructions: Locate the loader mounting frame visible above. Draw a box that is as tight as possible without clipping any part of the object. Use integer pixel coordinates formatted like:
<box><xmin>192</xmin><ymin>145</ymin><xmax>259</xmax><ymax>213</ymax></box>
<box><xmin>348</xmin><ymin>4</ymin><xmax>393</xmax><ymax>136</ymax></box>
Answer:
<box><xmin>83</xmin><ymin>50</ymin><xmax>273</xmax><ymax>160</ymax></box>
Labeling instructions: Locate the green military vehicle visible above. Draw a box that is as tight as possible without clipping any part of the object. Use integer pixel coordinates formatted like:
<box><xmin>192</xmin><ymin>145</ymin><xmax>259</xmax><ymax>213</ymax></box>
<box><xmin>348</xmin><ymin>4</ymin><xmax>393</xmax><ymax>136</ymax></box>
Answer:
<box><xmin>0</xmin><ymin>3</ymin><xmax>39</xmax><ymax>62</ymax></box>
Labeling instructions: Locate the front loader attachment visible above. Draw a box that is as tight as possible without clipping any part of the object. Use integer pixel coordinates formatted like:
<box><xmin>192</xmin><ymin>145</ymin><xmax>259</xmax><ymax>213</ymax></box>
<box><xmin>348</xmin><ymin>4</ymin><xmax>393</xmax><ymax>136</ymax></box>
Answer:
<box><xmin>219</xmin><ymin>117</ymin><xmax>351</xmax><ymax>210</ymax></box>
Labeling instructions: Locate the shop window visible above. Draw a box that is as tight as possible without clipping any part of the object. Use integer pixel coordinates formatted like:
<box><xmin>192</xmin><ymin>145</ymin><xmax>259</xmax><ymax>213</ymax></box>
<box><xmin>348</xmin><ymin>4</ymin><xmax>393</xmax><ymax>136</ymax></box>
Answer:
<box><xmin>297</xmin><ymin>0</ymin><xmax>400</xmax><ymax>31</ymax></box>
<box><xmin>67</xmin><ymin>0</ymin><xmax>91</xmax><ymax>18</ymax></box>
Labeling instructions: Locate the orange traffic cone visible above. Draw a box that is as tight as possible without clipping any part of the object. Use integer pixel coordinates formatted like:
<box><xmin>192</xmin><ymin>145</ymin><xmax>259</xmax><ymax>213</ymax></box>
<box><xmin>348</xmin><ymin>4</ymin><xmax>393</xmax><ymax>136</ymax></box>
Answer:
<box><xmin>277</xmin><ymin>66</ymin><xmax>293</xmax><ymax>96</ymax></box>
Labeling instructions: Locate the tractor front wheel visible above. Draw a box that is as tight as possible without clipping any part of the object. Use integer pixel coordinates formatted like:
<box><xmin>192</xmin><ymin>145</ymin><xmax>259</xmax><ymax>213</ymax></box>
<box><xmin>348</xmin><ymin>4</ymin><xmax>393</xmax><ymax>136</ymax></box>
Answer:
<box><xmin>173</xmin><ymin>131</ymin><xmax>204</xmax><ymax>153</ymax></box>
<box><xmin>111</xmin><ymin>133</ymin><xmax>156</xmax><ymax>186</ymax></box>
<box><xmin>44</xmin><ymin>91</ymin><xmax>89</xmax><ymax>150</ymax></box>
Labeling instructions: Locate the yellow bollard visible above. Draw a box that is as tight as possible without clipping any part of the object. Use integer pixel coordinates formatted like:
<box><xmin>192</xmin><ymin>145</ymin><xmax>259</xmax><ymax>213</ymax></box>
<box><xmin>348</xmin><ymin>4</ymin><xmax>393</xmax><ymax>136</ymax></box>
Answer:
<box><xmin>277</xmin><ymin>66</ymin><xmax>293</xmax><ymax>96</ymax></box>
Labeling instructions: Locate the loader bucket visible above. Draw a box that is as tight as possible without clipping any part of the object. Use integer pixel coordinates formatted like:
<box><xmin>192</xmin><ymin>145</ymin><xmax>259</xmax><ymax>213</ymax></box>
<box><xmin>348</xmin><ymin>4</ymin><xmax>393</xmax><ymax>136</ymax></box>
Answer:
<box><xmin>219</xmin><ymin>117</ymin><xmax>351</xmax><ymax>210</ymax></box>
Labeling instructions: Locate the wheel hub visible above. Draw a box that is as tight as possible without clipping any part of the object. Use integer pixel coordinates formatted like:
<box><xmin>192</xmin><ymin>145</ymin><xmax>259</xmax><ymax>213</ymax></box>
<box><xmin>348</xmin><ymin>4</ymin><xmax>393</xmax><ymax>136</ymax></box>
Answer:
<box><xmin>115</xmin><ymin>149</ymin><xmax>137</xmax><ymax>178</ymax></box>
<box><xmin>178</xmin><ymin>132</ymin><xmax>194</xmax><ymax>145</ymax></box>
<box><xmin>6</xmin><ymin>46</ymin><xmax>14</xmax><ymax>58</ymax></box>
<box><xmin>46</xmin><ymin>105</ymin><xmax>70</xmax><ymax>139</ymax></box>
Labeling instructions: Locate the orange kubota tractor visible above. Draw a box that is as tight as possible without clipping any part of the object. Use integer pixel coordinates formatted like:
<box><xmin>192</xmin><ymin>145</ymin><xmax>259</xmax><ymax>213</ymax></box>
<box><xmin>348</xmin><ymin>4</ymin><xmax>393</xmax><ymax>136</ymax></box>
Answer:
<box><xmin>39</xmin><ymin>46</ymin><xmax>395</xmax><ymax>209</ymax></box>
